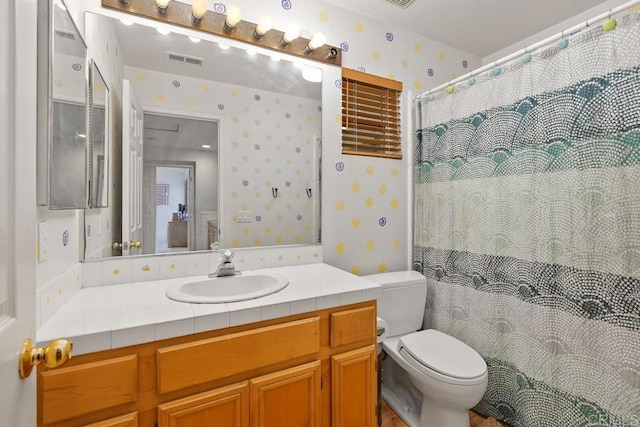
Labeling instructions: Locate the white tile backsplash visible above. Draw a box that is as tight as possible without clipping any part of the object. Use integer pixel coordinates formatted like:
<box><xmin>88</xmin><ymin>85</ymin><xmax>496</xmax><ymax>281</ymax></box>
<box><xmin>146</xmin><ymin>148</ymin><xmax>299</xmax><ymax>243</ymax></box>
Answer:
<box><xmin>131</xmin><ymin>257</ymin><xmax>160</xmax><ymax>282</ymax></box>
<box><xmin>101</xmin><ymin>258</ymin><xmax>133</xmax><ymax>285</ymax></box>
<box><xmin>159</xmin><ymin>255</ymin><xmax>187</xmax><ymax>279</ymax></box>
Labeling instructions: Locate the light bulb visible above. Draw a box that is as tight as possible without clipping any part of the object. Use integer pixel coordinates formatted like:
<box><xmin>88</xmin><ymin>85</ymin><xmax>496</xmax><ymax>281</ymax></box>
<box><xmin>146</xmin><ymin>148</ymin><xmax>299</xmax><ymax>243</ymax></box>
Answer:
<box><xmin>192</xmin><ymin>0</ymin><xmax>207</xmax><ymax>20</ymax></box>
<box><xmin>255</xmin><ymin>16</ymin><xmax>273</xmax><ymax>36</ymax></box>
<box><xmin>301</xmin><ymin>65</ymin><xmax>322</xmax><ymax>83</ymax></box>
<box><xmin>156</xmin><ymin>0</ymin><xmax>170</xmax><ymax>13</ymax></box>
<box><xmin>225</xmin><ymin>5</ymin><xmax>242</xmax><ymax>28</ymax></box>
<box><xmin>283</xmin><ymin>24</ymin><xmax>300</xmax><ymax>44</ymax></box>
<box><xmin>308</xmin><ymin>32</ymin><xmax>326</xmax><ymax>51</ymax></box>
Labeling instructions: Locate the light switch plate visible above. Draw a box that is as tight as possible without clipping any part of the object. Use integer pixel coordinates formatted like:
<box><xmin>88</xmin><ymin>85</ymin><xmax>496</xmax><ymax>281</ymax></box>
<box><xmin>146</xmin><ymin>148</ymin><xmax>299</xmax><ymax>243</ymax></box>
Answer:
<box><xmin>236</xmin><ymin>210</ymin><xmax>252</xmax><ymax>223</ymax></box>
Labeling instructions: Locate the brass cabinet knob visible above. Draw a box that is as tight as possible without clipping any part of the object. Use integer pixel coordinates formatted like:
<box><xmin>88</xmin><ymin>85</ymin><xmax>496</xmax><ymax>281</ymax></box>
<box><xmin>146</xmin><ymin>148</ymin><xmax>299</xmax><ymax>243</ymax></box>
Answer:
<box><xmin>19</xmin><ymin>338</ymin><xmax>73</xmax><ymax>379</ymax></box>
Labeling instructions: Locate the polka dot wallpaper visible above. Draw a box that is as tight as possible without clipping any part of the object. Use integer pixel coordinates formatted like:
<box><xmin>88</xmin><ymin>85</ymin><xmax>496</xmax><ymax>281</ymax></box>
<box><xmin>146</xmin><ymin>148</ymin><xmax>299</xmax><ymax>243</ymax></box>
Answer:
<box><xmin>126</xmin><ymin>66</ymin><xmax>322</xmax><ymax>248</ymax></box>
<box><xmin>218</xmin><ymin>0</ymin><xmax>481</xmax><ymax>275</ymax></box>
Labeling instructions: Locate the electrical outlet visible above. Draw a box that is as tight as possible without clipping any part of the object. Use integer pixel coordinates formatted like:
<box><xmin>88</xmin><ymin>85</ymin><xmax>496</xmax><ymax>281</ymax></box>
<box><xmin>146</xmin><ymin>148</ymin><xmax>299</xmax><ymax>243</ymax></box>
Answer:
<box><xmin>38</xmin><ymin>221</ymin><xmax>48</xmax><ymax>263</ymax></box>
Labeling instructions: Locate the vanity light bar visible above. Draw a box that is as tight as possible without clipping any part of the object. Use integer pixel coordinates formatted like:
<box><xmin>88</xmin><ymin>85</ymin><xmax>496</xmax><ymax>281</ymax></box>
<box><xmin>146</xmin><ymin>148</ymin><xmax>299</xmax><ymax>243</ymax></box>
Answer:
<box><xmin>101</xmin><ymin>0</ymin><xmax>342</xmax><ymax>66</ymax></box>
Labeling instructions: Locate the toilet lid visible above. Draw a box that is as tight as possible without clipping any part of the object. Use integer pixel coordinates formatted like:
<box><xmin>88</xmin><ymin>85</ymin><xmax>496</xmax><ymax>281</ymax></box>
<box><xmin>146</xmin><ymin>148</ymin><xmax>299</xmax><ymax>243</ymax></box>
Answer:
<box><xmin>399</xmin><ymin>330</ymin><xmax>486</xmax><ymax>379</ymax></box>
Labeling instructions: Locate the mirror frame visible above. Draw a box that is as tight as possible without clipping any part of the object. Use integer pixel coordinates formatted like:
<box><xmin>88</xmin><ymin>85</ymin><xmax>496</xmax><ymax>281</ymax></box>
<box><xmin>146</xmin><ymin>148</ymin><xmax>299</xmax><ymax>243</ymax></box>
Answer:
<box><xmin>37</xmin><ymin>0</ymin><xmax>90</xmax><ymax>209</ymax></box>
<box><xmin>88</xmin><ymin>59</ymin><xmax>110</xmax><ymax>208</ymax></box>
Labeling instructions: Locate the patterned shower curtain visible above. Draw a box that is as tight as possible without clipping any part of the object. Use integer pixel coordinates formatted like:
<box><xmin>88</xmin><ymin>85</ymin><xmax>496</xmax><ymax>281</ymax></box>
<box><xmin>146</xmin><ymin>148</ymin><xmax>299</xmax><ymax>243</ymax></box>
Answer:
<box><xmin>413</xmin><ymin>11</ymin><xmax>640</xmax><ymax>427</ymax></box>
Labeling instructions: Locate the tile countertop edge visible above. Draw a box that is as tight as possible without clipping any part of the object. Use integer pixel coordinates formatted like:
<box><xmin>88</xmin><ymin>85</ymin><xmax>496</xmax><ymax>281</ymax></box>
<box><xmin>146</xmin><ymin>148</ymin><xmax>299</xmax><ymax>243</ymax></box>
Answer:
<box><xmin>36</xmin><ymin>263</ymin><xmax>381</xmax><ymax>356</ymax></box>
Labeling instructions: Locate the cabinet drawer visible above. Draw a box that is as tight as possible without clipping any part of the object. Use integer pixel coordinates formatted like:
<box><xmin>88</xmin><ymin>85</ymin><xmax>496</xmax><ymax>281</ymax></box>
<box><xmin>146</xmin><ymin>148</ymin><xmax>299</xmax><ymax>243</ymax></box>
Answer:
<box><xmin>83</xmin><ymin>412</ymin><xmax>138</xmax><ymax>427</ymax></box>
<box><xmin>40</xmin><ymin>355</ymin><xmax>138</xmax><ymax>424</ymax></box>
<box><xmin>157</xmin><ymin>317</ymin><xmax>320</xmax><ymax>393</ymax></box>
<box><xmin>330</xmin><ymin>306</ymin><xmax>375</xmax><ymax>347</ymax></box>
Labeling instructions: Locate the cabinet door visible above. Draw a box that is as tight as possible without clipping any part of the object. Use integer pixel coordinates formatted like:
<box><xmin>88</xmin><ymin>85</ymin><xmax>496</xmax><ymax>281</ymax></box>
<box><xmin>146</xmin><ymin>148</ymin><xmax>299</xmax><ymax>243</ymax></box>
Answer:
<box><xmin>83</xmin><ymin>412</ymin><xmax>138</xmax><ymax>427</ymax></box>
<box><xmin>250</xmin><ymin>361</ymin><xmax>321</xmax><ymax>427</ymax></box>
<box><xmin>158</xmin><ymin>382</ymin><xmax>249</xmax><ymax>427</ymax></box>
<box><xmin>331</xmin><ymin>345</ymin><xmax>377</xmax><ymax>427</ymax></box>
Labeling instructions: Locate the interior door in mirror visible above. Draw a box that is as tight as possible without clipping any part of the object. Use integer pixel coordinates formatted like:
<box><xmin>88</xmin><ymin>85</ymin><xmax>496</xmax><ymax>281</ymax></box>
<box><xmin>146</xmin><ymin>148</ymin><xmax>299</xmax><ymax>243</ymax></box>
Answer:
<box><xmin>37</xmin><ymin>0</ymin><xmax>89</xmax><ymax>209</ymax></box>
<box><xmin>121</xmin><ymin>79</ymin><xmax>144</xmax><ymax>256</ymax></box>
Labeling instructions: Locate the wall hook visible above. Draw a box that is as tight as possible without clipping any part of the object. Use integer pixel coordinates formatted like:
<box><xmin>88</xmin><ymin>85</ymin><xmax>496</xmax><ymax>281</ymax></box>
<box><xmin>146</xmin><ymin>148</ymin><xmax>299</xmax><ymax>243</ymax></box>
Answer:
<box><xmin>306</xmin><ymin>188</ymin><xmax>312</xmax><ymax>198</ymax></box>
<box><xmin>272</xmin><ymin>187</ymin><xmax>278</xmax><ymax>198</ymax></box>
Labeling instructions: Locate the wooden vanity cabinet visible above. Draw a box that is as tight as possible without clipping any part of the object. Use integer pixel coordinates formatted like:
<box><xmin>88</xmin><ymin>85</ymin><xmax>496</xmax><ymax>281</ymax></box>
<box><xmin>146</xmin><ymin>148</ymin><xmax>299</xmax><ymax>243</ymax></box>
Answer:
<box><xmin>37</xmin><ymin>300</ymin><xmax>376</xmax><ymax>427</ymax></box>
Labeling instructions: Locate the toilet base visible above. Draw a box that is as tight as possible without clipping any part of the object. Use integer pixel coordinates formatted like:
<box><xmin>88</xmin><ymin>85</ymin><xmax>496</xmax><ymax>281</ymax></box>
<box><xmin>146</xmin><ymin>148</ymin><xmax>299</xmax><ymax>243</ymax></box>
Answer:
<box><xmin>381</xmin><ymin>383</ymin><xmax>420</xmax><ymax>427</ymax></box>
<box><xmin>419</xmin><ymin>397</ymin><xmax>469</xmax><ymax>427</ymax></box>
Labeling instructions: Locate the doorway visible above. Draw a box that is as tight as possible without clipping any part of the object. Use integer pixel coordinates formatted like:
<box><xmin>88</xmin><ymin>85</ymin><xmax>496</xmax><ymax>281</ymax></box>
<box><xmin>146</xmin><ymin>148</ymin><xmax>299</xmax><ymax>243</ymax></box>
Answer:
<box><xmin>141</xmin><ymin>111</ymin><xmax>219</xmax><ymax>255</ymax></box>
<box><xmin>146</xmin><ymin>164</ymin><xmax>194</xmax><ymax>254</ymax></box>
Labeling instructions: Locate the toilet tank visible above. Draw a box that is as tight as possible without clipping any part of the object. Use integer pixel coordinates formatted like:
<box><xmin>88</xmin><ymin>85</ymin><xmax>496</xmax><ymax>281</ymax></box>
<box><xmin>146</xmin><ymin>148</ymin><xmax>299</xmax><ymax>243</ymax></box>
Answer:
<box><xmin>363</xmin><ymin>271</ymin><xmax>427</xmax><ymax>338</ymax></box>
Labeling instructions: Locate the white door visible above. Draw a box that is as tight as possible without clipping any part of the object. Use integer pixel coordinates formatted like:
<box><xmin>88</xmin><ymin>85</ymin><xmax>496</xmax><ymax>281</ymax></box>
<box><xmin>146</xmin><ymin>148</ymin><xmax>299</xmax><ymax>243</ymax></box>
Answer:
<box><xmin>122</xmin><ymin>80</ymin><xmax>144</xmax><ymax>255</ymax></box>
<box><xmin>0</xmin><ymin>0</ymin><xmax>37</xmax><ymax>424</ymax></box>
<box><xmin>142</xmin><ymin>164</ymin><xmax>157</xmax><ymax>254</ymax></box>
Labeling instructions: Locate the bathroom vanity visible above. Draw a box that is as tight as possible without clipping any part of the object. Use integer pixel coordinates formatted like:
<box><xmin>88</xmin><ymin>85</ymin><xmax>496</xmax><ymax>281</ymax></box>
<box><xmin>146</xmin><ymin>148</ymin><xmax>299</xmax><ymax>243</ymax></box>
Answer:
<box><xmin>36</xmin><ymin>263</ymin><xmax>379</xmax><ymax>427</ymax></box>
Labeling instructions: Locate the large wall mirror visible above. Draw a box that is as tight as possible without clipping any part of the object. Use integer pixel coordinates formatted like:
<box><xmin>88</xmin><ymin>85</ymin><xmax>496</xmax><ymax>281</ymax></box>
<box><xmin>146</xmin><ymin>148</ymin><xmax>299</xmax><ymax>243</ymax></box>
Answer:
<box><xmin>83</xmin><ymin>11</ymin><xmax>323</xmax><ymax>259</ymax></box>
<box><xmin>37</xmin><ymin>0</ymin><xmax>89</xmax><ymax>209</ymax></box>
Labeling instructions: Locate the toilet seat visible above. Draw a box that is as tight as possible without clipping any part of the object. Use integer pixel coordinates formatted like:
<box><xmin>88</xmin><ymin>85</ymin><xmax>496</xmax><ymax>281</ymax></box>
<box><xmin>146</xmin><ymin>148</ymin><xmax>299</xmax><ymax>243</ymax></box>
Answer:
<box><xmin>398</xmin><ymin>330</ymin><xmax>487</xmax><ymax>383</ymax></box>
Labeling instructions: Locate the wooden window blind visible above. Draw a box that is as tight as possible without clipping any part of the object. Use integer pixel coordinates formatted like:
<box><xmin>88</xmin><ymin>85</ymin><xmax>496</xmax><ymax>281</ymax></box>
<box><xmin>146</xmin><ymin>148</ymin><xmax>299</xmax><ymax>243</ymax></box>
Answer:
<box><xmin>342</xmin><ymin>68</ymin><xmax>402</xmax><ymax>159</ymax></box>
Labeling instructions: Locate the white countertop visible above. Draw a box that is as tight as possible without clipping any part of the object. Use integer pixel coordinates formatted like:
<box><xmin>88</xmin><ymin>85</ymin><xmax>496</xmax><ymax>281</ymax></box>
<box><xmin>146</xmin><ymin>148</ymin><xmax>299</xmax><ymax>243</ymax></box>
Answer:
<box><xmin>37</xmin><ymin>263</ymin><xmax>380</xmax><ymax>355</ymax></box>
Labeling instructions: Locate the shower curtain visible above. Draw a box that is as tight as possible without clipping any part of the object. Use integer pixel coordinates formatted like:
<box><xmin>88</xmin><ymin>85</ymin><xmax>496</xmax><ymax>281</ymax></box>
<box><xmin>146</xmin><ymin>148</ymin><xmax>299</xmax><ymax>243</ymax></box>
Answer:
<box><xmin>413</xmin><ymin>11</ymin><xmax>640</xmax><ymax>427</ymax></box>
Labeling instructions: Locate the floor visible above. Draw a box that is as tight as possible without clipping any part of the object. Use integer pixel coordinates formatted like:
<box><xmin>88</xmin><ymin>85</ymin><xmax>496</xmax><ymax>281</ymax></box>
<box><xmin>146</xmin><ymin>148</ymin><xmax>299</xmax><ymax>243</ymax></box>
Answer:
<box><xmin>381</xmin><ymin>401</ymin><xmax>511</xmax><ymax>427</ymax></box>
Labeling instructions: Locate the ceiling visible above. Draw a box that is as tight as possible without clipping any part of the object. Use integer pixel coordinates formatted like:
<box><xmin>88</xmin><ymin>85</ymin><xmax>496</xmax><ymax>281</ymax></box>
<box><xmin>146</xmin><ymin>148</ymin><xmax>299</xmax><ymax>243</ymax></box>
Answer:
<box><xmin>144</xmin><ymin>112</ymin><xmax>219</xmax><ymax>152</ymax></box>
<box><xmin>321</xmin><ymin>0</ymin><xmax>608</xmax><ymax>57</ymax></box>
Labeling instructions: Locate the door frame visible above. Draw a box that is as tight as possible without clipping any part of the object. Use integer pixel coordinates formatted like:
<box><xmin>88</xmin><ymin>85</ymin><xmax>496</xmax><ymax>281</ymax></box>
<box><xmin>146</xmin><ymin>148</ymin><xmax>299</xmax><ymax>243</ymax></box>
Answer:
<box><xmin>139</xmin><ymin>106</ymin><xmax>223</xmax><ymax>249</ymax></box>
<box><xmin>145</xmin><ymin>161</ymin><xmax>196</xmax><ymax>252</ymax></box>
<box><xmin>0</xmin><ymin>0</ymin><xmax>38</xmax><ymax>424</ymax></box>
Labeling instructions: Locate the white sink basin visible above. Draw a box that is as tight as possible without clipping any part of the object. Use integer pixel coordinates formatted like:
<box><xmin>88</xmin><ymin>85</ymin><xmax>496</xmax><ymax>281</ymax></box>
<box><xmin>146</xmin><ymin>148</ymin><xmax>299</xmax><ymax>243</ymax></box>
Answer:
<box><xmin>166</xmin><ymin>272</ymin><xmax>289</xmax><ymax>303</ymax></box>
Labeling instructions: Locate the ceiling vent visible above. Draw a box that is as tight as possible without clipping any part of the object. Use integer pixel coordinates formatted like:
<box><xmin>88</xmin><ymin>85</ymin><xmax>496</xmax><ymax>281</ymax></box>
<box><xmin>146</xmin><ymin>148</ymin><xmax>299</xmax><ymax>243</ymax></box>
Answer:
<box><xmin>383</xmin><ymin>0</ymin><xmax>416</xmax><ymax>8</ymax></box>
<box><xmin>54</xmin><ymin>29</ymin><xmax>77</xmax><ymax>40</ymax></box>
<box><xmin>166</xmin><ymin>51</ymin><xmax>204</xmax><ymax>66</ymax></box>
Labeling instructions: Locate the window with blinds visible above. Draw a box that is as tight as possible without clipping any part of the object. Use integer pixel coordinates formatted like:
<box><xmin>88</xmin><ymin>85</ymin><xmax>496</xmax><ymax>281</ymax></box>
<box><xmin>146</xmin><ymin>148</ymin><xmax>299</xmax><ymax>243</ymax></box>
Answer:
<box><xmin>341</xmin><ymin>68</ymin><xmax>402</xmax><ymax>159</ymax></box>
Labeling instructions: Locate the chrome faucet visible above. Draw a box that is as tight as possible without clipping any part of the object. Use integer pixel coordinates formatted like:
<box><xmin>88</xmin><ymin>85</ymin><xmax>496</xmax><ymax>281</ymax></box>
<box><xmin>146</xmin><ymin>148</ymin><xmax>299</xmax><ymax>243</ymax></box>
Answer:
<box><xmin>209</xmin><ymin>249</ymin><xmax>241</xmax><ymax>277</ymax></box>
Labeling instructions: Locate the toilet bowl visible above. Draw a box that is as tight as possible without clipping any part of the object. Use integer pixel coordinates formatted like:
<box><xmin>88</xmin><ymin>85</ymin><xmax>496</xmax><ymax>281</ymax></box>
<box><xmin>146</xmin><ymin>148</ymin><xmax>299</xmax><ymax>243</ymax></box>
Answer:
<box><xmin>364</xmin><ymin>271</ymin><xmax>488</xmax><ymax>427</ymax></box>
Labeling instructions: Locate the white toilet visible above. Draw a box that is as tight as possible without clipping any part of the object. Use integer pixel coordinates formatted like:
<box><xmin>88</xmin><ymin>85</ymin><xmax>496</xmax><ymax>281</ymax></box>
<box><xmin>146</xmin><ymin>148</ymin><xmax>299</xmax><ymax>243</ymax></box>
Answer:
<box><xmin>365</xmin><ymin>271</ymin><xmax>488</xmax><ymax>427</ymax></box>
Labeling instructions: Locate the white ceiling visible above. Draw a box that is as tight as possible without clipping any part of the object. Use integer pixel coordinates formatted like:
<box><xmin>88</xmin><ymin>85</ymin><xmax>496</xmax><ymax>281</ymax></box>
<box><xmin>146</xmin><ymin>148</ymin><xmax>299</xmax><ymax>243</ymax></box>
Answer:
<box><xmin>321</xmin><ymin>0</ymin><xmax>608</xmax><ymax>57</ymax></box>
<box><xmin>144</xmin><ymin>113</ymin><xmax>219</xmax><ymax>152</ymax></box>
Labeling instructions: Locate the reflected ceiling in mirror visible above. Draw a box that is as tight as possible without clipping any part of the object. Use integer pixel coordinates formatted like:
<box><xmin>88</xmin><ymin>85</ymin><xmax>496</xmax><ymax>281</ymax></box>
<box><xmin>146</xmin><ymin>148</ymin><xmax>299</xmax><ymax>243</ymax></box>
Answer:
<box><xmin>84</xmin><ymin>12</ymin><xmax>322</xmax><ymax>259</ymax></box>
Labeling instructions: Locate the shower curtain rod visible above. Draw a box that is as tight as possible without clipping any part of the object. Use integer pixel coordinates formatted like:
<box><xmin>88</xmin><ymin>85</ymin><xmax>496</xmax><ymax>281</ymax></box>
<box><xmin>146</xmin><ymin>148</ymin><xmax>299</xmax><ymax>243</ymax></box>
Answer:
<box><xmin>419</xmin><ymin>0</ymin><xmax>640</xmax><ymax>98</ymax></box>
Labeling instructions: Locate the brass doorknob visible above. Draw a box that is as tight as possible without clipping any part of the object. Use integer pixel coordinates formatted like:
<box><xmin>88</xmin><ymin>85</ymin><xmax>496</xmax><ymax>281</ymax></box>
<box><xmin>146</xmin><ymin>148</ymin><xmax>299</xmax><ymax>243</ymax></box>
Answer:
<box><xmin>19</xmin><ymin>338</ymin><xmax>73</xmax><ymax>379</ymax></box>
<box><xmin>130</xmin><ymin>241</ymin><xmax>142</xmax><ymax>248</ymax></box>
